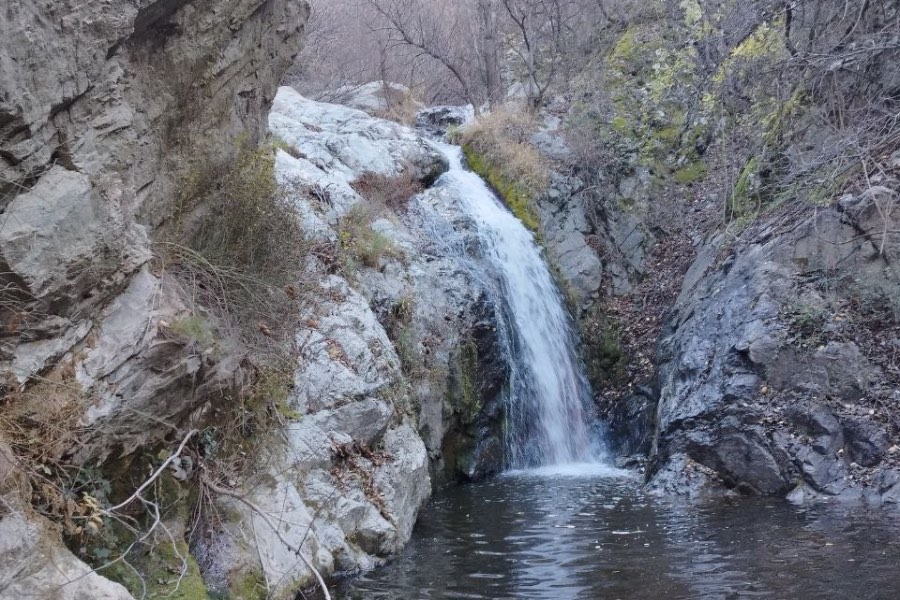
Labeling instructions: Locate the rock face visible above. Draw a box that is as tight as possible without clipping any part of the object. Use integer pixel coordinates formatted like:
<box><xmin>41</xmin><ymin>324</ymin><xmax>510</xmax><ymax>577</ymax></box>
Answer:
<box><xmin>0</xmin><ymin>511</ymin><xmax>135</xmax><ymax>600</ymax></box>
<box><xmin>193</xmin><ymin>88</ymin><xmax>510</xmax><ymax>595</ymax></box>
<box><xmin>1</xmin><ymin>1</ymin><xmax>308</xmax><ymax>597</ymax></box>
<box><xmin>415</xmin><ymin>105</ymin><xmax>474</xmax><ymax>138</ymax></box>
<box><xmin>332</xmin><ymin>81</ymin><xmax>422</xmax><ymax>117</ymax></box>
<box><xmin>1</xmin><ymin>0</ymin><xmax>308</xmax><ymax>445</ymax></box>
<box><xmin>648</xmin><ymin>191</ymin><xmax>900</xmax><ymax>502</ymax></box>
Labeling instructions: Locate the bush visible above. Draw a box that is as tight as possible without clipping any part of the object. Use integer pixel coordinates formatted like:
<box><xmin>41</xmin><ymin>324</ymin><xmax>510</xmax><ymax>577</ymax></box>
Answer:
<box><xmin>185</xmin><ymin>143</ymin><xmax>299</xmax><ymax>282</ymax></box>
<box><xmin>351</xmin><ymin>170</ymin><xmax>423</xmax><ymax>212</ymax></box>
<box><xmin>372</xmin><ymin>86</ymin><xmax>423</xmax><ymax>126</ymax></box>
<box><xmin>164</xmin><ymin>141</ymin><xmax>312</xmax><ymax>354</ymax></box>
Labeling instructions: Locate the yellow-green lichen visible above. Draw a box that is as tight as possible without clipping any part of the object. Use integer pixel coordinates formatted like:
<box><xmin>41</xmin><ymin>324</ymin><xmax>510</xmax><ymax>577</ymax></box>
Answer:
<box><xmin>102</xmin><ymin>539</ymin><xmax>211</xmax><ymax>600</ymax></box>
<box><xmin>729</xmin><ymin>156</ymin><xmax>760</xmax><ymax>219</ymax></box>
<box><xmin>603</xmin><ymin>24</ymin><xmax>705</xmax><ymax>170</ymax></box>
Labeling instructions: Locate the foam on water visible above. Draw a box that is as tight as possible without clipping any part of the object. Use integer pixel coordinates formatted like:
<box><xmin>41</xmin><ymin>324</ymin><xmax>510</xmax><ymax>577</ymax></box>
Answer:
<box><xmin>503</xmin><ymin>462</ymin><xmax>634</xmax><ymax>479</ymax></box>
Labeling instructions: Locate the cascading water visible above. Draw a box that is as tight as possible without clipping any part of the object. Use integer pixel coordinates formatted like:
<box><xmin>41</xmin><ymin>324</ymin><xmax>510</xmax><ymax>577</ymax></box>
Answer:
<box><xmin>434</xmin><ymin>142</ymin><xmax>606</xmax><ymax>468</ymax></box>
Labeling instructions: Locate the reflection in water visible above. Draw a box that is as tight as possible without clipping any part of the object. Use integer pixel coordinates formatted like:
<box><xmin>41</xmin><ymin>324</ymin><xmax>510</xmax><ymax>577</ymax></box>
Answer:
<box><xmin>337</xmin><ymin>471</ymin><xmax>900</xmax><ymax>599</ymax></box>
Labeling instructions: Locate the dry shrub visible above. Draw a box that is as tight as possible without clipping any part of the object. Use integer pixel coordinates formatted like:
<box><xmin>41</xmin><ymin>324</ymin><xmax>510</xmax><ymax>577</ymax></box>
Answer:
<box><xmin>459</xmin><ymin>106</ymin><xmax>548</xmax><ymax>189</ymax></box>
<box><xmin>163</xmin><ymin>141</ymin><xmax>315</xmax><ymax>354</ymax></box>
<box><xmin>0</xmin><ymin>366</ymin><xmax>106</xmax><ymax>535</ymax></box>
<box><xmin>0</xmin><ymin>367</ymin><xmax>89</xmax><ymax>467</ymax></box>
<box><xmin>351</xmin><ymin>170</ymin><xmax>424</xmax><ymax>212</ymax></box>
<box><xmin>198</xmin><ymin>365</ymin><xmax>298</xmax><ymax>484</ymax></box>
<box><xmin>373</xmin><ymin>85</ymin><xmax>424</xmax><ymax>125</ymax></box>
<box><xmin>185</xmin><ymin>144</ymin><xmax>300</xmax><ymax>286</ymax></box>
<box><xmin>459</xmin><ymin>106</ymin><xmax>547</xmax><ymax>184</ymax></box>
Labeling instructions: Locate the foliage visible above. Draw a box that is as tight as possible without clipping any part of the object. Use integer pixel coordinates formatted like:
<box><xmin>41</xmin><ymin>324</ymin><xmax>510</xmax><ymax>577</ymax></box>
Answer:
<box><xmin>337</xmin><ymin>203</ymin><xmax>400</xmax><ymax>271</ymax></box>
<box><xmin>164</xmin><ymin>140</ymin><xmax>311</xmax><ymax>356</ymax></box>
<box><xmin>169</xmin><ymin>314</ymin><xmax>216</xmax><ymax>348</ymax></box>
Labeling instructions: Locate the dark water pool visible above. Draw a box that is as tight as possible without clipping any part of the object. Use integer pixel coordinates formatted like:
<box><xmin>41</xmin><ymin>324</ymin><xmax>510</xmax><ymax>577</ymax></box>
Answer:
<box><xmin>336</xmin><ymin>464</ymin><xmax>900</xmax><ymax>599</ymax></box>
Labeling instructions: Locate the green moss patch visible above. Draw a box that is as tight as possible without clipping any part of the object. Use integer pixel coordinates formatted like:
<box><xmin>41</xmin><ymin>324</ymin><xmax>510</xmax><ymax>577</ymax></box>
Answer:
<box><xmin>463</xmin><ymin>145</ymin><xmax>541</xmax><ymax>232</ymax></box>
<box><xmin>673</xmin><ymin>161</ymin><xmax>707</xmax><ymax>184</ymax></box>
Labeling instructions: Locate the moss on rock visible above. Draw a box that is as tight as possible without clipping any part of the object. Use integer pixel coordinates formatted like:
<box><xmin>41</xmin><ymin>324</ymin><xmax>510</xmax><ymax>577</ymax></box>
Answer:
<box><xmin>462</xmin><ymin>145</ymin><xmax>541</xmax><ymax>232</ymax></box>
<box><xmin>579</xmin><ymin>307</ymin><xmax>626</xmax><ymax>388</ymax></box>
<box><xmin>227</xmin><ymin>570</ymin><xmax>268</xmax><ymax>600</ymax></box>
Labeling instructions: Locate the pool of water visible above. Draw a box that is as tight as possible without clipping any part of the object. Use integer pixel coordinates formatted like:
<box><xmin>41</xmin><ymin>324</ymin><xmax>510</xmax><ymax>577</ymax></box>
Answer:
<box><xmin>336</xmin><ymin>466</ymin><xmax>900</xmax><ymax>599</ymax></box>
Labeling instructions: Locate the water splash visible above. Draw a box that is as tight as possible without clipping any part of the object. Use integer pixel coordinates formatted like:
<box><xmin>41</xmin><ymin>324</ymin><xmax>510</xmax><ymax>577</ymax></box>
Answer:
<box><xmin>433</xmin><ymin>142</ymin><xmax>607</xmax><ymax>468</ymax></box>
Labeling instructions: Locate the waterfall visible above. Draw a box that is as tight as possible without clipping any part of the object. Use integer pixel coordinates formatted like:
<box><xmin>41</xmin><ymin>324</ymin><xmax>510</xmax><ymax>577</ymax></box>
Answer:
<box><xmin>434</xmin><ymin>142</ymin><xmax>607</xmax><ymax>468</ymax></box>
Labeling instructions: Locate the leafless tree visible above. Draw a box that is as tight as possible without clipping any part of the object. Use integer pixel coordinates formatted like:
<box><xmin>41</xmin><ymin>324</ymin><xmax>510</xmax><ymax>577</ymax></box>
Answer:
<box><xmin>499</xmin><ymin>0</ymin><xmax>575</xmax><ymax>107</ymax></box>
<box><xmin>367</xmin><ymin>0</ymin><xmax>485</xmax><ymax>111</ymax></box>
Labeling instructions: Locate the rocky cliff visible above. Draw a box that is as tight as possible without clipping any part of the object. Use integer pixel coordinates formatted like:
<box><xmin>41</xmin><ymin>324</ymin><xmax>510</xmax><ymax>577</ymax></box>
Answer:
<box><xmin>512</xmin><ymin>0</ymin><xmax>900</xmax><ymax>504</ymax></box>
<box><xmin>1</xmin><ymin>1</ymin><xmax>313</xmax><ymax>597</ymax></box>
<box><xmin>191</xmin><ymin>88</ymin><xmax>511</xmax><ymax>597</ymax></box>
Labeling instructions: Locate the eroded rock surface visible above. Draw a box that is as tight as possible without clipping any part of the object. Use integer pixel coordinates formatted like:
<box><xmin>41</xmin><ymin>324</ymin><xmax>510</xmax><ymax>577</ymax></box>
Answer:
<box><xmin>2</xmin><ymin>0</ymin><xmax>308</xmax><ymax>597</ymax></box>
<box><xmin>194</xmin><ymin>89</ymin><xmax>510</xmax><ymax>594</ymax></box>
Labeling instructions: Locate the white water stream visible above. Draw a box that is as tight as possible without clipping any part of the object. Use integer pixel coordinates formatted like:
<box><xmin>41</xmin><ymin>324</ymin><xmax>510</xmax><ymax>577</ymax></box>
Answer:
<box><xmin>434</xmin><ymin>142</ymin><xmax>606</xmax><ymax>468</ymax></box>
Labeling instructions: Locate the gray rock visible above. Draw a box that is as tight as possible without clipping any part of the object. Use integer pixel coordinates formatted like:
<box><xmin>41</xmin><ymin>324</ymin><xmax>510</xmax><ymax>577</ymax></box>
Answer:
<box><xmin>332</xmin><ymin>81</ymin><xmax>421</xmax><ymax>116</ymax></box>
<box><xmin>306</xmin><ymin>398</ymin><xmax>394</xmax><ymax>446</ymax></box>
<box><xmin>269</xmin><ymin>87</ymin><xmax>447</xmax><ymax>196</ymax></box>
<box><xmin>0</xmin><ymin>168</ymin><xmax>102</xmax><ymax>298</ymax></box>
<box><xmin>647</xmin><ymin>192</ymin><xmax>899</xmax><ymax>499</ymax></box>
<box><xmin>843</xmin><ymin>417</ymin><xmax>889</xmax><ymax>468</ymax></box>
<box><xmin>197</xmin><ymin>87</ymin><xmax>513</xmax><ymax>592</ymax></box>
<box><xmin>415</xmin><ymin>105</ymin><xmax>474</xmax><ymax>138</ymax></box>
<box><xmin>1</xmin><ymin>0</ymin><xmax>308</xmax><ymax>430</ymax></box>
<box><xmin>0</xmin><ymin>512</ymin><xmax>134</xmax><ymax>600</ymax></box>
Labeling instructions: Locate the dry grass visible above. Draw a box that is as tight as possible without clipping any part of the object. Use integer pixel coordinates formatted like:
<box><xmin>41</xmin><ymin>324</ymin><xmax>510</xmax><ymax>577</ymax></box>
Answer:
<box><xmin>337</xmin><ymin>202</ymin><xmax>400</xmax><ymax>271</ymax></box>
<box><xmin>0</xmin><ymin>366</ymin><xmax>90</xmax><ymax>467</ymax></box>
<box><xmin>161</xmin><ymin>141</ymin><xmax>317</xmax><ymax>356</ymax></box>
<box><xmin>458</xmin><ymin>106</ymin><xmax>549</xmax><ymax>230</ymax></box>
<box><xmin>372</xmin><ymin>86</ymin><xmax>423</xmax><ymax>126</ymax></box>
<box><xmin>459</xmin><ymin>106</ymin><xmax>549</xmax><ymax>194</ymax></box>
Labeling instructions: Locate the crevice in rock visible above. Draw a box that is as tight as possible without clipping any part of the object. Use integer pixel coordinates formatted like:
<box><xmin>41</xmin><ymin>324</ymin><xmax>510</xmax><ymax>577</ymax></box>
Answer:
<box><xmin>48</xmin><ymin>85</ymin><xmax>94</xmax><ymax>121</ymax></box>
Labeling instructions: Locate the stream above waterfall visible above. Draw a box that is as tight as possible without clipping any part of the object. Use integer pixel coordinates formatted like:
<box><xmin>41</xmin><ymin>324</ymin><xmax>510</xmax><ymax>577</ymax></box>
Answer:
<box><xmin>337</xmin><ymin>470</ymin><xmax>900</xmax><ymax>599</ymax></box>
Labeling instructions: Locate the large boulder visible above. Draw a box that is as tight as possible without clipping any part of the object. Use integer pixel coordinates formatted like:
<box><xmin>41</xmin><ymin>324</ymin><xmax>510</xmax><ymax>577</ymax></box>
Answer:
<box><xmin>0</xmin><ymin>512</ymin><xmax>135</xmax><ymax>600</ymax></box>
<box><xmin>648</xmin><ymin>190</ymin><xmax>900</xmax><ymax>501</ymax></box>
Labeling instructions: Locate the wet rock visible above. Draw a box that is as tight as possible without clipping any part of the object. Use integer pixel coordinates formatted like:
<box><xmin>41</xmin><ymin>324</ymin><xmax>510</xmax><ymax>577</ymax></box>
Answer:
<box><xmin>415</xmin><ymin>105</ymin><xmax>474</xmax><ymax>138</ymax></box>
<box><xmin>843</xmin><ymin>417</ymin><xmax>889</xmax><ymax>468</ymax></box>
<box><xmin>601</xmin><ymin>387</ymin><xmax>656</xmax><ymax>456</ymax></box>
<box><xmin>647</xmin><ymin>193</ymin><xmax>899</xmax><ymax>500</ymax></box>
<box><xmin>646</xmin><ymin>453</ymin><xmax>727</xmax><ymax>498</ymax></box>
